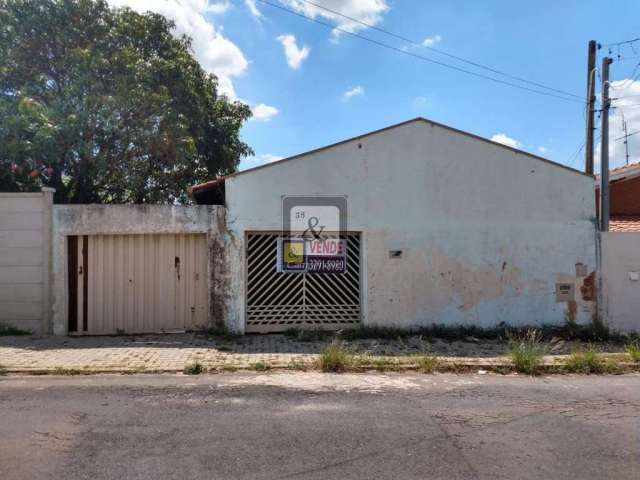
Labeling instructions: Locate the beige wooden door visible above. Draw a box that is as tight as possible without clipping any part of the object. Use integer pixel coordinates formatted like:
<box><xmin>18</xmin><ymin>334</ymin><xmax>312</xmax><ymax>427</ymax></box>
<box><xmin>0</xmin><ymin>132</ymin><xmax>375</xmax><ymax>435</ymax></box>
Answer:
<box><xmin>70</xmin><ymin>234</ymin><xmax>208</xmax><ymax>335</ymax></box>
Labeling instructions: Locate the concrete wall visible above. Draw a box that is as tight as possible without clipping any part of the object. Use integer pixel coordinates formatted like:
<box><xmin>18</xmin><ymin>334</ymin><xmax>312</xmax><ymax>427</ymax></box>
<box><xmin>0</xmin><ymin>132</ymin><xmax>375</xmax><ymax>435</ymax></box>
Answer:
<box><xmin>225</xmin><ymin>119</ymin><xmax>598</xmax><ymax>333</ymax></box>
<box><xmin>51</xmin><ymin>204</ymin><xmax>228</xmax><ymax>335</ymax></box>
<box><xmin>0</xmin><ymin>189</ymin><xmax>54</xmax><ymax>333</ymax></box>
<box><xmin>601</xmin><ymin>232</ymin><xmax>640</xmax><ymax>333</ymax></box>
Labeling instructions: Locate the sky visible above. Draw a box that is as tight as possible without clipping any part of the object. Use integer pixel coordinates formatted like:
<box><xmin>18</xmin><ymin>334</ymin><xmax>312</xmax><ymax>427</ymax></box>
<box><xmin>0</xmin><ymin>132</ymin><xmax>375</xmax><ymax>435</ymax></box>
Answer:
<box><xmin>108</xmin><ymin>0</ymin><xmax>640</xmax><ymax>173</ymax></box>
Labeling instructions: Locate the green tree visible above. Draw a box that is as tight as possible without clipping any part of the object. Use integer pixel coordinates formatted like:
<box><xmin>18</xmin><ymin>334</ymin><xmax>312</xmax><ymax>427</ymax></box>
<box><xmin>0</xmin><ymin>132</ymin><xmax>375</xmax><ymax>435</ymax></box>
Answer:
<box><xmin>0</xmin><ymin>0</ymin><xmax>252</xmax><ymax>203</ymax></box>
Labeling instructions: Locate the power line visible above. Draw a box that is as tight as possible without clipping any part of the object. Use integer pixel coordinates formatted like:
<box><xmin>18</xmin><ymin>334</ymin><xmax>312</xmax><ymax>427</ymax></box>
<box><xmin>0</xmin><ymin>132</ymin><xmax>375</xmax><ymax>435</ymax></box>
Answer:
<box><xmin>296</xmin><ymin>0</ymin><xmax>582</xmax><ymax>100</ymax></box>
<box><xmin>615</xmin><ymin>130</ymin><xmax>640</xmax><ymax>141</ymax></box>
<box><xmin>256</xmin><ymin>0</ymin><xmax>585</xmax><ymax>104</ymax></box>
<box><xmin>603</xmin><ymin>37</ymin><xmax>640</xmax><ymax>48</ymax></box>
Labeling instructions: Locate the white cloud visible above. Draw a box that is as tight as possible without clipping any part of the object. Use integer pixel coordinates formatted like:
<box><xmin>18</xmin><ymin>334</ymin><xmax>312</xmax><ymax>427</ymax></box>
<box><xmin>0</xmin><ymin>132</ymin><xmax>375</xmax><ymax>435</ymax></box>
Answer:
<box><xmin>537</xmin><ymin>146</ymin><xmax>549</xmax><ymax>155</ymax></box>
<box><xmin>108</xmin><ymin>0</ymin><xmax>246</xmax><ymax>98</ymax></box>
<box><xmin>422</xmin><ymin>35</ymin><xmax>442</xmax><ymax>47</ymax></box>
<box><xmin>251</xmin><ymin>103</ymin><xmax>279</xmax><ymax>121</ymax></box>
<box><xmin>609</xmin><ymin>79</ymin><xmax>640</xmax><ymax>169</ymax></box>
<box><xmin>491</xmin><ymin>133</ymin><xmax>522</xmax><ymax>149</ymax></box>
<box><xmin>280</xmin><ymin>0</ymin><xmax>389</xmax><ymax>40</ymax></box>
<box><xmin>342</xmin><ymin>85</ymin><xmax>364</xmax><ymax>101</ymax></box>
<box><xmin>276</xmin><ymin>34</ymin><xmax>310</xmax><ymax>69</ymax></box>
<box><xmin>245</xmin><ymin>0</ymin><xmax>262</xmax><ymax>17</ymax></box>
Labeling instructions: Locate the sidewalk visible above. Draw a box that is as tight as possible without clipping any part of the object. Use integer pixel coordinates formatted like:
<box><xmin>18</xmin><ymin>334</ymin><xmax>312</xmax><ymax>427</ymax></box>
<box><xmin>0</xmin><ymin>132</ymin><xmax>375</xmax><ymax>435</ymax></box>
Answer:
<box><xmin>0</xmin><ymin>332</ymin><xmax>631</xmax><ymax>374</ymax></box>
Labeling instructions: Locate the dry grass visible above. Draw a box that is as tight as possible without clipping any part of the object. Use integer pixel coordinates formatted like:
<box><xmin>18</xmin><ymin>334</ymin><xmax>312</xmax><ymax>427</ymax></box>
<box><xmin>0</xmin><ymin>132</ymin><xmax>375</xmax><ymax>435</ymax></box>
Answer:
<box><xmin>183</xmin><ymin>361</ymin><xmax>204</xmax><ymax>375</ymax></box>
<box><xmin>564</xmin><ymin>348</ymin><xmax>618</xmax><ymax>374</ymax></box>
<box><xmin>317</xmin><ymin>341</ymin><xmax>354</xmax><ymax>372</ymax></box>
<box><xmin>625</xmin><ymin>339</ymin><xmax>640</xmax><ymax>362</ymax></box>
<box><xmin>507</xmin><ymin>329</ymin><xmax>548</xmax><ymax>375</ymax></box>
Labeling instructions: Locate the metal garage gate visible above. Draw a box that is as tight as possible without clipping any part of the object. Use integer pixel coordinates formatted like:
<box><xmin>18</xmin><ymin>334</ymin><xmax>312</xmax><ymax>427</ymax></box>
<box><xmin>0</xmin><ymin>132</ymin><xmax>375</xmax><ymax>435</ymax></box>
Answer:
<box><xmin>246</xmin><ymin>232</ymin><xmax>361</xmax><ymax>333</ymax></box>
<box><xmin>68</xmin><ymin>234</ymin><xmax>208</xmax><ymax>335</ymax></box>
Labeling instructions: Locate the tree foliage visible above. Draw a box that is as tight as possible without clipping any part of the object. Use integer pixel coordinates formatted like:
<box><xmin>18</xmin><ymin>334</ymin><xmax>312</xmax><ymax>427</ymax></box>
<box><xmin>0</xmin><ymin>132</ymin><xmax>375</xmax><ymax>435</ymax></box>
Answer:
<box><xmin>0</xmin><ymin>0</ymin><xmax>252</xmax><ymax>203</ymax></box>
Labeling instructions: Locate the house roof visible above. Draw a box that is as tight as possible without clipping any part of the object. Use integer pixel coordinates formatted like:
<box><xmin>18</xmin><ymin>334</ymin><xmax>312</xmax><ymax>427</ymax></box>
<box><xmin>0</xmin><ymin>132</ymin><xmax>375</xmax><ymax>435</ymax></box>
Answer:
<box><xmin>610</xmin><ymin>216</ymin><xmax>640</xmax><ymax>232</ymax></box>
<box><xmin>595</xmin><ymin>161</ymin><xmax>640</xmax><ymax>185</ymax></box>
<box><xmin>190</xmin><ymin>117</ymin><xmax>592</xmax><ymax>199</ymax></box>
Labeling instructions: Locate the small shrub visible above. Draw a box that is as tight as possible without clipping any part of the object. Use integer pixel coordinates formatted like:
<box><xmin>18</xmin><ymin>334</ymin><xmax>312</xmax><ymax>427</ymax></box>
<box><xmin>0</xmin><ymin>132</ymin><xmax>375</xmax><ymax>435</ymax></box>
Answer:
<box><xmin>184</xmin><ymin>361</ymin><xmax>204</xmax><ymax>375</ymax></box>
<box><xmin>249</xmin><ymin>361</ymin><xmax>272</xmax><ymax>372</ymax></box>
<box><xmin>318</xmin><ymin>341</ymin><xmax>353</xmax><ymax>372</ymax></box>
<box><xmin>625</xmin><ymin>339</ymin><xmax>640</xmax><ymax>362</ymax></box>
<box><xmin>415</xmin><ymin>355</ymin><xmax>440</xmax><ymax>373</ymax></box>
<box><xmin>0</xmin><ymin>322</ymin><xmax>31</xmax><ymax>336</ymax></box>
<box><xmin>507</xmin><ymin>329</ymin><xmax>548</xmax><ymax>375</ymax></box>
<box><xmin>564</xmin><ymin>348</ymin><xmax>615</xmax><ymax>374</ymax></box>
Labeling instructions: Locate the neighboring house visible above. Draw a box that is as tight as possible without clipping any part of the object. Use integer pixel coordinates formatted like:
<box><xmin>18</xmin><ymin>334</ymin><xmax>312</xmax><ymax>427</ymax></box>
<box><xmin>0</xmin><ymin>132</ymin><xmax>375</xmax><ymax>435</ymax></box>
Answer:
<box><xmin>193</xmin><ymin>118</ymin><xmax>597</xmax><ymax>334</ymax></box>
<box><xmin>595</xmin><ymin>161</ymin><xmax>640</xmax><ymax>332</ymax></box>
<box><xmin>595</xmin><ymin>161</ymin><xmax>640</xmax><ymax>232</ymax></box>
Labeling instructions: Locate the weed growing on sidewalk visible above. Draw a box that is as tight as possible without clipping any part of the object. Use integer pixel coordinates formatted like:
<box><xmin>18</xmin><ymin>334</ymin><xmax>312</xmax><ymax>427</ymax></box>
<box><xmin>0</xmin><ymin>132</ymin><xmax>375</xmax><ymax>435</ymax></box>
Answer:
<box><xmin>184</xmin><ymin>361</ymin><xmax>204</xmax><ymax>375</ymax></box>
<box><xmin>249</xmin><ymin>361</ymin><xmax>272</xmax><ymax>372</ymax></box>
<box><xmin>507</xmin><ymin>329</ymin><xmax>548</xmax><ymax>375</ymax></box>
<box><xmin>318</xmin><ymin>341</ymin><xmax>353</xmax><ymax>372</ymax></box>
<box><xmin>52</xmin><ymin>367</ymin><xmax>84</xmax><ymax>375</ymax></box>
<box><xmin>564</xmin><ymin>348</ymin><xmax>617</xmax><ymax>374</ymax></box>
<box><xmin>626</xmin><ymin>340</ymin><xmax>640</xmax><ymax>362</ymax></box>
<box><xmin>414</xmin><ymin>355</ymin><xmax>441</xmax><ymax>373</ymax></box>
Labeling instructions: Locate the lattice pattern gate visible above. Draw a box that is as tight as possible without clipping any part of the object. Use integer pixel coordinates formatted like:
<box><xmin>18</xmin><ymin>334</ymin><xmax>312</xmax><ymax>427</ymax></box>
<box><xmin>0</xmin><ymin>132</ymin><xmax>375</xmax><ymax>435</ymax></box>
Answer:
<box><xmin>246</xmin><ymin>232</ymin><xmax>361</xmax><ymax>333</ymax></box>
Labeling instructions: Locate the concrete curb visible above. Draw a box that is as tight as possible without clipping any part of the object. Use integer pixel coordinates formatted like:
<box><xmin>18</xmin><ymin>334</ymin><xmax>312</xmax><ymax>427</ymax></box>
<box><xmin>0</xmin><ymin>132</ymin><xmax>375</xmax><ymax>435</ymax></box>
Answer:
<box><xmin>2</xmin><ymin>355</ymin><xmax>639</xmax><ymax>376</ymax></box>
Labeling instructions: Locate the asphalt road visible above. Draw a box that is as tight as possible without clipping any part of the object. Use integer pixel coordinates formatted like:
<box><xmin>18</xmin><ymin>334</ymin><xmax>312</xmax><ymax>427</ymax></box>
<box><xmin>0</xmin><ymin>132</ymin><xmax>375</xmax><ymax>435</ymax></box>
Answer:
<box><xmin>1</xmin><ymin>373</ymin><xmax>639</xmax><ymax>480</ymax></box>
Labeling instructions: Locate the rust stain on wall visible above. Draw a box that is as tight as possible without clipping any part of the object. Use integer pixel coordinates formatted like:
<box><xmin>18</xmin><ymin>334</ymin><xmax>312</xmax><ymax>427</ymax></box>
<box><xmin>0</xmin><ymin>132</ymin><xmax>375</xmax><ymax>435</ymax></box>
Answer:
<box><xmin>580</xmin><ymin>271</ymin><xmax>596</xmax><ymax>301</ymax></box>
<box><xmin>567</xmin><ymin>300</ymin><xmax>577</xmax><ymax>323</ymax></box>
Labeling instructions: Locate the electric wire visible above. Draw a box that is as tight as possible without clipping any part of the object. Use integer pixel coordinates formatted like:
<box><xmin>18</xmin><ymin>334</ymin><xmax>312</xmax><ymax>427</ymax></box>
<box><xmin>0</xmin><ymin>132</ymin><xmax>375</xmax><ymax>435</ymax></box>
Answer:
<box><xmin>256</xmin><ymin>0</ymin><xmax>585</xmax><ymax>104</ymax></box>
<box><xmin>295</xmin><ymin>0</ymin><xmax>582</xmax><ymax>100</ymax></box>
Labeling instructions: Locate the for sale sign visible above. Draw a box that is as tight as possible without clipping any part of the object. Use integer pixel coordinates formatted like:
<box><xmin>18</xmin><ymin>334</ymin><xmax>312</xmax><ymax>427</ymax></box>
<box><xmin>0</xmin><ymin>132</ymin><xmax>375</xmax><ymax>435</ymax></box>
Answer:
<box><xmin>277</xmin><ymin>238</ymin><xmax>346</xmax><ymax>274</ymax></box>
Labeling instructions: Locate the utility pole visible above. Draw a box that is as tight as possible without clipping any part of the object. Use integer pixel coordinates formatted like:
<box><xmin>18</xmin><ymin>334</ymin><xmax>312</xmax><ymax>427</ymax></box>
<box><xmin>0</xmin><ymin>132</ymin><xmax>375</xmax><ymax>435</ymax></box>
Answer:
<box><xmin>621</xmin><ymin>113</ymin><xmax>630</xmax><ymax>165</ymax></box>
<box><xmin>600</xmin><ymin>57</ymin><xmax>613</xmax><ymax>232</ymax></box>
<box><xmin>585</xmin><ymin>40</ymin><xmax>597</xmax><ymax>175</ymax></box>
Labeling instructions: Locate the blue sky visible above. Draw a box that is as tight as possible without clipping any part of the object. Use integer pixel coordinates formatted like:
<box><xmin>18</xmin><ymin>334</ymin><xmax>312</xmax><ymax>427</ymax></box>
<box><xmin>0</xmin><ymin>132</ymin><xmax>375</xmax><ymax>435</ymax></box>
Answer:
<box><xmin>111</xmin><ymin>1</ymin><xmax>640</xmax><ymax>172</ymax></box>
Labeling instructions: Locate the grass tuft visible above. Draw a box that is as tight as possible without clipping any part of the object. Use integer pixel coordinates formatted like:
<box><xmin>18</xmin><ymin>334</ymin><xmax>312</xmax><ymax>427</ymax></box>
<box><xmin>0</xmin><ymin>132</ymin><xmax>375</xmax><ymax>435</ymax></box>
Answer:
<box><xmin>625</xmin><ymin>339</ymin><xmax>640</xmax><ymax>362</ymax></box>
<box><xmin>249</xmin><ymin>361</ymin><xmax>272</xmax><ymax>372</ymax></box>
<box><xmin>507</xmin><ymin>329</ymin><xmax>548</xmax><ymax>375</ymax></box>
<box><xmin>0</xmin><ymin>322</ymin><xmax>32</xmax><ymax>336</ymax></box>
<box><xmin>564</xmin><ymin>348</ymin><xmax>616</xmax><ymax>374</ymax></box>
<box><xmin>318</xmin><ymin>341</ymin><xmax>353</xmax><ymax>372</ymax></box>
<box><xmin>414</xmin><ymin>355</ymin><xmax>441</xmax><ymax>373</ymax></box>
<box><xmin>184</xmin><ymin>361</ymin><xmax>204</xmax><ymax>375</ymax></box>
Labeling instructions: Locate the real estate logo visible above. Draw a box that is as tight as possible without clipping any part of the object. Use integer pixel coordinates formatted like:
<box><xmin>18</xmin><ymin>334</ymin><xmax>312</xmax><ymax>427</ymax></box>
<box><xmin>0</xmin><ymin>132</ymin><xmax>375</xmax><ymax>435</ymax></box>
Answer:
<box><xmin>279</xmin><ymin>196</ymin><xmax>348</xmax><ymax>274</ymax></box>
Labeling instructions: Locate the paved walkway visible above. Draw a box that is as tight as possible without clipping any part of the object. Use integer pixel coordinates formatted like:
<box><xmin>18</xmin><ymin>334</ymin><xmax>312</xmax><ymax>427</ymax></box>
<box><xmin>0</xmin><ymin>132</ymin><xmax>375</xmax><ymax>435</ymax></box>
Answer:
<box><xmin>0</xmin><ymin>332</ymin><xmax>628</xmax><ymax>373</ymax></box>
<box><xmin>0</xmin><ymin>333</ymin><xmax>324</xmax><ymax>372</ymax></box>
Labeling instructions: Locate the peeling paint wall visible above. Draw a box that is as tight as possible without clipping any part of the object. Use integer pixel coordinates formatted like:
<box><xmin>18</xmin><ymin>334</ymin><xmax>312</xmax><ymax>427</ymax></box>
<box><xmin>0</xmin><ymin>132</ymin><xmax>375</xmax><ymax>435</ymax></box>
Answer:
<box><xmin>51</xmin><ymin>204</ymin><xmax>228</xmax><ymax>335</ymax></box>
<box><xmin>225</xmin><ymin>119</ymin><xmax>597</xmax><ymax>332</ymax></box>
<box><xmin>601</xmin><ymin>232</ymin><xmax>640</xmax><ymax>333</ymax></box>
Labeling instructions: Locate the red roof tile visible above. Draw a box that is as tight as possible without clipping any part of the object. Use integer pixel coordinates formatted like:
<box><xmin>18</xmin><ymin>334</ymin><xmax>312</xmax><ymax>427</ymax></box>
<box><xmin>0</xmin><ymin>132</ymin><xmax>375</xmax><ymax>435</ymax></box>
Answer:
<box><xmin>610</xmin><ymin>216</ymin><xmax>640</xmax><ymax>232</ymax></box>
